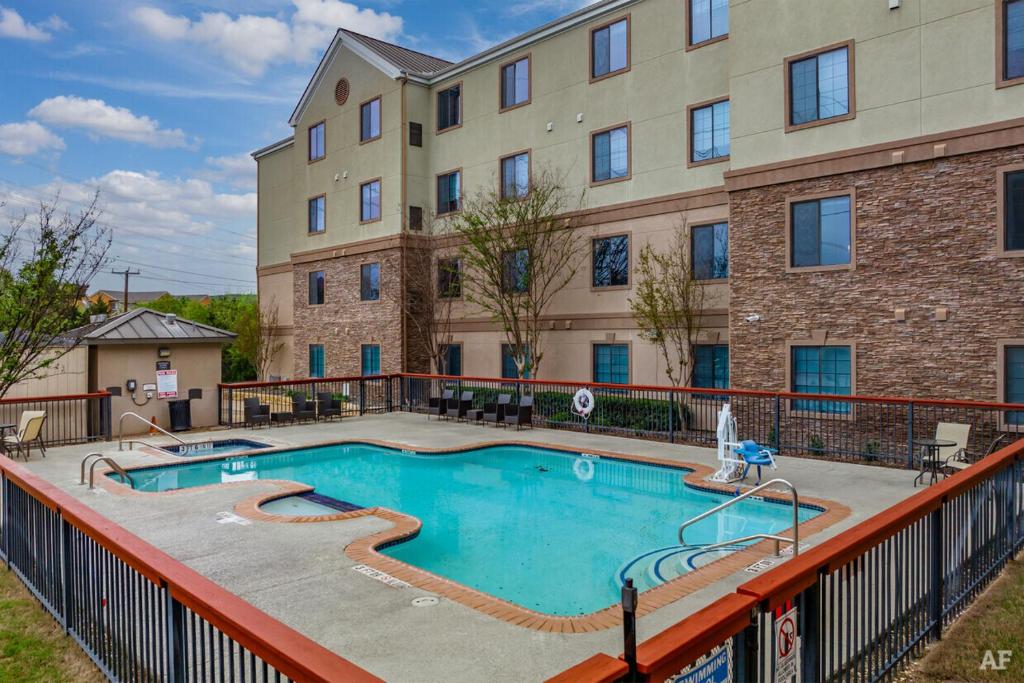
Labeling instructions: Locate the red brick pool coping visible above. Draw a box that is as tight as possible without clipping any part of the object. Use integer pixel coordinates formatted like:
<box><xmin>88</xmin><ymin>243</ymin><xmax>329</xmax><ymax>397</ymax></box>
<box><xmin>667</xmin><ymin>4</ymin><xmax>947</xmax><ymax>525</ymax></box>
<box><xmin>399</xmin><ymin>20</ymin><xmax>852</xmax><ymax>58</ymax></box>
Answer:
<box><xmin>97</xmin><ymin>438</ymin><xmax>850</xmax><ymax>632</ymax></box>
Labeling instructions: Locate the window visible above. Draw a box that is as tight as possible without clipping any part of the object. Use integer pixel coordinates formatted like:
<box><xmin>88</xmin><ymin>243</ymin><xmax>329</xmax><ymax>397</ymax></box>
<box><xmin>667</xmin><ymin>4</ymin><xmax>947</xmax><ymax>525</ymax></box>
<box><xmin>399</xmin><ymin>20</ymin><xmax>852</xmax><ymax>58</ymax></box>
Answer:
<box><xmin>309</xmin><ymin>344</ymin><xmax>325</xmax><ymax>378</ymax></box>
<box><xmin>789</xmin><ymin>195</ymin><xmax>852</xmax><ymax>269</ymax></box>
<box><xmin>502</xmin><ymin>248</ymin><xmax>529</xmax><ymax>293</ymax></box>
<box><xmin>592</xmin><ymin>235</ymin><xmax>629</xmax><ymax>287</ymax></box>
<box><xmin>307</xmin><ymin>195</ymin><xmax>325</xmax><ymax>233</ymax></box>
<box><xmin>308</xmin><ymin>270</ymin><xmax>325</xmax><ymax>305</ymax></box>
<box><xmin>361</xmin><ymin>345</ymin><xmax>381</xmax><ymax>376</ymax></box>
<box><xmin>693</xmin><ymin>345</ymin><xmax>729</xmax><ymax>389</ymax></box>
<box><xmin>409</xmin><ymin>206</ymin><xmax>423</xmax><ymax>230</ymax></box>
<box><xmin>791</xmin><ymin>345</ymin><xmax>852</xmax><ymax>414</ymax></box>
<box><xmin>437</xmin><ymin>84</ymin><xmax>462</xmax><ymax>132</ymax></box>
<box><xmin>360</xmin><ymin>97</ymin><xmax>381</xmax><ymax>142</ymax></box>
<box><xmin>500</xmin><ymin>56</ymin><xmax>530</xmax><ymax>110</ymax></box>
<box><xmin>360</xmin><ymin>179</ymin><xmax>381</xmax><ymax>222</ymax></box>
<box><xmin>688</xmin><ymin>0</ymin><xmax>728</xmax><ymax>47</ymax></box>
<box><xmin>691</xmin><ymin>222</ymin><xmax>728</xmax><ymax>280</ymax></box>
<box><xmin>409</xmin><ymin>122</ymin><xmax>423</xmax><ymax>147</ymax></box>
<box><xmin>593</xmin><ymin>344</ymin><xmax>629</xmax><ymax>384</ymax></box>
<box><xmin>592</xmin><ymin>125</ymin><xmax>629</xmax><ymax>184</ymax></box>
<box><xmin>360</xmin><ymin>263</ymin><xmax>380</xmax><ymax>301</ymax></box>
<box><xmin>501</xmin><ymin>344</ymin><xmax>530</xmax><ymax>379</ymax></box>
<box><xmin>500</xmin><ymin>151</ymin><xmax>530</xmax><ymax>199</ymax></box>
<box><xmin>437</xmin><ymin>170</ymin><xmax>461</xmax><ymax>214</ymax></box>
<box><xmin>591</xmin><ymin>17</ymin><xmax>629</xmax><ymax>80</ymax></box>
<box><xmin>787</xmin><ymin>44</ymin><xmax>853</xmax><ymax>129</ymax></box>
<box><xmin>1005</xmin><ymin>170</ymin><xmax>1024</xmax><ymax>251</ymax></box>
<box><xmin>1003</xmin><ymin>0</ymin><xmax>1024</xmax><ymax>83</ymax></box>
<box><xmin>308</xmin><ymin>121</ymin><xmax>325</xmax><ymax>161</ymax></box>
<box><xmin>1006</xmin><ymin>346</ymin><xmax>1024</xmax><ymax>425</ymax></box>
<box><xmin>442</xmin><ymin>344</ymin><xmax>462</xmax><ymax>376</ymax></box>
<box><xmin>689</xmin><ymin>99</ymin><xmax>729</xmax><ymax>164</ymax></box>
<box><xmin>437</xmin><ymin>257</ymin><xmax>462</xmax><ymax>298</ymax></box>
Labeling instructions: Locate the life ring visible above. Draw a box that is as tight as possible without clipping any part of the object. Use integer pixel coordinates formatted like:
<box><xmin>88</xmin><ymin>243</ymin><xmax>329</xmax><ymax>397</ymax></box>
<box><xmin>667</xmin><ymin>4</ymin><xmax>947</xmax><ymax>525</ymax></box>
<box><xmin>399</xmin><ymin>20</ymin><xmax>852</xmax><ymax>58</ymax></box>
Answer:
<box><xmin>572</xmin><ymin>388</ymin><xmax>595</xmax><ymax>418</ymax></box>
<box><xmin>573</xmin><ymin>457</ymin><xmax>595</xmax><ymax>481</ymax></box>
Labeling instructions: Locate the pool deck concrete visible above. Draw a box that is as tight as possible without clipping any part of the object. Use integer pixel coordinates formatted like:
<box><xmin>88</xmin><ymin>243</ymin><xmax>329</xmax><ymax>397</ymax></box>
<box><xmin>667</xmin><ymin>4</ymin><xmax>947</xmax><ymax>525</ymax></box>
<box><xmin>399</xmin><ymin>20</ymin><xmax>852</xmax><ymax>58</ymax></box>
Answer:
<box><xmin>22</xmin><ymin>414</ymin><xmax>919</xmax><ymax>682</ymax></box>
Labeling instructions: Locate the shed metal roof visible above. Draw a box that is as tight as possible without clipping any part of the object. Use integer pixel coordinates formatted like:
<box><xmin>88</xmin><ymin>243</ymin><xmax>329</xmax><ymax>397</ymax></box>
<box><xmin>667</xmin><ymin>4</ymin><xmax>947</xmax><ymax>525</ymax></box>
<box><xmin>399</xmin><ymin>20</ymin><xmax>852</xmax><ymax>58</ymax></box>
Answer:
<box><xmin>66</xmin><ymin>308</ymin><xmax>236</xmax><ymax>344</ymax></box>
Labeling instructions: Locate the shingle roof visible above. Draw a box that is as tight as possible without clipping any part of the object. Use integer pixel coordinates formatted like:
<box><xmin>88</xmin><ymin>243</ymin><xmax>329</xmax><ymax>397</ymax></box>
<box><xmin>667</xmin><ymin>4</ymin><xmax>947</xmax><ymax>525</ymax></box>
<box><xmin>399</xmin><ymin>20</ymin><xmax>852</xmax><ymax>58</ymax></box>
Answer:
<box><xmin>341</xmin><ymin>30</ymin><xmax>452</xmax><ymax>75</ymax></box>
<box><xmin>65</xmin><ymin>308</ymin><xmax>235</xmax><ymax>344</ymax></box>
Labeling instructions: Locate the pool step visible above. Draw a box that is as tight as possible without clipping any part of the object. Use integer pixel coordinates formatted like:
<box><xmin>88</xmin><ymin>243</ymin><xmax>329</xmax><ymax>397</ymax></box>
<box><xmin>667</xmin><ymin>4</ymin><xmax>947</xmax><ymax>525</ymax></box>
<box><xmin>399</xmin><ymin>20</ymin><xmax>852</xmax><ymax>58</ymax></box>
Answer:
<box><xmin>617</xmin><ymin>545</ymin><xmax>745</xmax><ymax>593</ymax></box>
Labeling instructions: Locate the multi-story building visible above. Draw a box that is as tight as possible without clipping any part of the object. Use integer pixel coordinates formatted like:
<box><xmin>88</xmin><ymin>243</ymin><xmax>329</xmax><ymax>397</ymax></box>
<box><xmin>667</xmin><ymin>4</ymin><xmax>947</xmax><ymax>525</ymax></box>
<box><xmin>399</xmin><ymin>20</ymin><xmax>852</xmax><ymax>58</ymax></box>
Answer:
<box><xmin>254</xmin><ymin>0</ymin><xmax>1024</xmax><ymax>410</ymax></box>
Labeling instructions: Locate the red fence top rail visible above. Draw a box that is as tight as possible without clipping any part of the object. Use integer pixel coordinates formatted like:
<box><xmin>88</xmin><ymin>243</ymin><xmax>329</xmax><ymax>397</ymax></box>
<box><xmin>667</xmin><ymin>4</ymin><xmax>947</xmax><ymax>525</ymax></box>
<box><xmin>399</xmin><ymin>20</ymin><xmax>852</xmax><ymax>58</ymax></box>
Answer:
<box><xmin>0</xmin><ymin>456</ymin><xmax>383</xmax><ymax>683</ymax></box>
<box><xmin>0</xmin><ymin>391</ymin><xmax>111</xmax><ymax>406</ymax></box>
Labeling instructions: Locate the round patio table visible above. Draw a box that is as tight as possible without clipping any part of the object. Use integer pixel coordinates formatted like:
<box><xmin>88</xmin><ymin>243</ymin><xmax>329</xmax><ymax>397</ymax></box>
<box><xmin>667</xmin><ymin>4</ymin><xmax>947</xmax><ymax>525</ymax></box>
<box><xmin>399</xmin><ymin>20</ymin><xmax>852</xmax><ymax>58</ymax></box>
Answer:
<box><xmin>913</xmin><ymin>438</ymin><xmax>958</xmax><ymax>487</ymax></box>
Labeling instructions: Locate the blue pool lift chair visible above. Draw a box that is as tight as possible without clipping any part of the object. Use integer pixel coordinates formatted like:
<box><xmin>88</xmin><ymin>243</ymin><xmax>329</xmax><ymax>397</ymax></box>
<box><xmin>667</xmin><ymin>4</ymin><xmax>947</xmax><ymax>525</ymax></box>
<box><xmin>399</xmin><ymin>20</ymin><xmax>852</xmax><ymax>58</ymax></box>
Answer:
<box><xmin>735</xmin><ymin>440</ymin><xmax>778</xmax><ymax>485</ymax></box>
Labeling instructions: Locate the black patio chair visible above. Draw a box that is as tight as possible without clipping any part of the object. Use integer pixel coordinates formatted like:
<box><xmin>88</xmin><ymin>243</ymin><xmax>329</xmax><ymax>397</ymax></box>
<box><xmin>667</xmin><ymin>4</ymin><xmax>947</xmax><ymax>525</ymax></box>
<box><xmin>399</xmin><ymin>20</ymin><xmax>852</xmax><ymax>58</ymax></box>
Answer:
<box><xmin>482</xmin><ymin>394</ymin><xmax>511</xmax><ymax>426</ymax></box>
<box><xmin>448</xmin><ymin>391</ymin><xmax>474</xmax><ymax>421</ymax></box>
<box><xmin>316</xmin><ymin>392</ymin><xmax>342</xmax><ymax>421</ymax></box>
<box><xmin>243</xmin><ymin>397</ymin><xmax>270</xmax><ymax>429</ymax></box>
<box><xmin>291</xmin><ymin>395</ymin><xmax>317</xmax><ymax>422</ymax></box>
<box><xmin>428</xmin><ymin>390</ymin><xmax>454</xmax><ymax>419</ymax></box>
<box><xmin>504</xmin><ymin>396</ymin><xmax>534</xmax><ymax>430</ymax></box>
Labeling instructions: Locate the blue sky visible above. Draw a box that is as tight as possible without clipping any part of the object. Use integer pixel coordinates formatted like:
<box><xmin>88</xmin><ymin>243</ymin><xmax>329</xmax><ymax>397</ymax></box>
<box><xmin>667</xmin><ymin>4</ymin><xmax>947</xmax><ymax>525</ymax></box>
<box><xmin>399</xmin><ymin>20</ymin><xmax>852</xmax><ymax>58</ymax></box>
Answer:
<box><xmin>0</xmin><ymin>0</ymin><xmax>592</xmax><ymax>295</ymax></box>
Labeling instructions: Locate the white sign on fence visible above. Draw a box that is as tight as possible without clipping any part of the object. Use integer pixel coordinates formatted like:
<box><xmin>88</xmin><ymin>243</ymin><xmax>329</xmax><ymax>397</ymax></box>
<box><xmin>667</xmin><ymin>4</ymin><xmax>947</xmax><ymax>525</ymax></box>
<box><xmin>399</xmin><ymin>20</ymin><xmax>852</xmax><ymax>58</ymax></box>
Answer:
<box><xmin>774</xmin><ymin>606</ymin><xmax>800</xmax><ymax>682</ymax></box>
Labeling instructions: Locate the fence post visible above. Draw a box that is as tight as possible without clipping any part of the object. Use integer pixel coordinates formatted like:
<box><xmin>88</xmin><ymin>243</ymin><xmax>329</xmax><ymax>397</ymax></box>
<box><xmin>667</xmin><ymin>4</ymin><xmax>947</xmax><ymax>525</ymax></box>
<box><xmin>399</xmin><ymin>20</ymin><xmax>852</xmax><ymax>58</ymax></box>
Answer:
<box><xmin>400</xmin><ymin>375</ymin><xmax>407</xmax><ymax>412</ymax></box>
<box><xmin>2</xmin><ymin>474</ymin><xmax>9</xmax><ymax>569</ymax></box>
<box><xmin>773</xmin><ymin>395</ymin><xmax>782</xmax><ymax>451</ymax></box>
<box><xmin>734</xmin><ymin>610</ymin><xmax>759</xmax><ymax>683</ymax></box>
<box><xmin>217</xmin><ymin>386</ymin><xmax>223</xmax><ymax>426</ymax></box>
<box><xmin>386</xmin><ymin>376</ymin><xmax>394</xmax><ymax>412</ymax></box>
<box><xmin>907</xmin><ymin>402</ymin><xmax>915</xmax><ymax>469</ymax></box>
<box><xmin>165</xmin><ymin>591</ymin><xmax>187</xmax><ymax>682</ymax></box>
<box><xmin>668</xmin><ymin>391</ymin><xmax>675</xmax><ymax>444</ymax></box>
<box><xmin>100</xmin><ymin>394</ymin><xmax>112</xmax><ymax>442</ymax></box>
<box><xmin>227</xmin><ymin>387</ymin><xmax>234</xmax><ymax>427</ymax></box>
<box><xmin>359</xmin><ymin>379</ymin><xmax>366</xmax><ymax>416</ymax></box>
<box><xmin>60</xmin><ymin>516</ymin><xmax>72</xmax><ymax>632</ymax></box>
<box><xmin>928</xmin><ymin>506</ymin><xmax>944</xmax><ymax>640</ymax></box>
<box><xmin>621</xmin><ymin>578</ymin><xmax>638</xmax><ymax>681</ymax></box>
<box><xmin>799</xmin><ymin>582</ymin><xmax>820</xmax><ymax>682</ymax></box>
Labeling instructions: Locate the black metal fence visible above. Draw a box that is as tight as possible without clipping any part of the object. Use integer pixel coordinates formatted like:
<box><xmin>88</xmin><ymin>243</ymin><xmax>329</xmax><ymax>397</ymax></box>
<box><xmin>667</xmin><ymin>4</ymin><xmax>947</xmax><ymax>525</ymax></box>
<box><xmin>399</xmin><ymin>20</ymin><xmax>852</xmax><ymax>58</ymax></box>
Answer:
<box><xmin>0</xmin><ymin>392</ymin><xmax>112</xmax><ymax>447</ymax></box>
<box><xmin>217</xmin><ymin>376</ymin><xmax>395</xmax><ymax>427</ymax></box>
<box><xmin>0</xmin><ymin>460</ymin><xmax>381</xmax><ymax>682</ymax></box>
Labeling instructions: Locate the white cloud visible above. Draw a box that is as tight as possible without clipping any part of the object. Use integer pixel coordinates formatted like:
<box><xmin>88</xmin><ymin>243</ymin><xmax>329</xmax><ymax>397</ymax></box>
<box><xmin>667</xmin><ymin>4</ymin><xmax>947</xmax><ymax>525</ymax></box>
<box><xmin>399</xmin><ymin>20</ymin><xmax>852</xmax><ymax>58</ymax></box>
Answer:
<box><xmin>201</xmin><ymin>154</ymin><xmax>257</xmax><ymax>191</ymax></box>
<box><xmin>130</xmin><ymin>1</ymin><xmax>403</xmax><ymax>77</ymax></box>
<box><xmin>504</xmin><ymin>0</ymin><xmax>598</xmax><ymax>17</ymax></box>
<box><xmin>28</xmin><ymin>96</ymin><xmax>191</xmax><ymax>149</ymax></box>
<box><xmin>0</xmin><ymin>121</ymin><xmax>65</xmax><ymax>157</ymax></box>
<box><xmin>0</xmin><ymin>7</ymin><xmax>68</xmax><ymax>42</ymax></box>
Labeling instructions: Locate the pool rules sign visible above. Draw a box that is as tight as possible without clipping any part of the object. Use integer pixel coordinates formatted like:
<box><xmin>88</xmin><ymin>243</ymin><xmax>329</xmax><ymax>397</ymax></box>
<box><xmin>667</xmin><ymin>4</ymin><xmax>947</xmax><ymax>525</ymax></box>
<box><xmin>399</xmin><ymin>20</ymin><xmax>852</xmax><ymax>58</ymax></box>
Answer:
<box><xmin>774</xmin><ymin>606</ymin><xmax>800</xmax><ymax>682</ymax></box>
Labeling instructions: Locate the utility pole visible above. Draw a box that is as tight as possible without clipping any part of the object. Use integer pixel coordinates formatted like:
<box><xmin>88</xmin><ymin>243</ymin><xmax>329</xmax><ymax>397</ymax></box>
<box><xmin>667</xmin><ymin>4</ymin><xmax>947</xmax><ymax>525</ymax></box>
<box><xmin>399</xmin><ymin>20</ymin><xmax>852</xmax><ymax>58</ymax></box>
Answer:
<box><xmin>111</xmin><ymin>268</ymin><xmax>140</xmax><ymax>313</ymax></box>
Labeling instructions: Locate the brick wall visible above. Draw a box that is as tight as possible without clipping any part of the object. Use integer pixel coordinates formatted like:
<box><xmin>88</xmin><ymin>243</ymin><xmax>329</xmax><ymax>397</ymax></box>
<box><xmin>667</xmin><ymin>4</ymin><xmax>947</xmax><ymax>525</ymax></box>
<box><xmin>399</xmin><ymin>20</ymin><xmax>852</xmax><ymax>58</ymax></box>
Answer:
<box><xmin>292</xmin><ymin>247</ymin><xmax>404</xmax><ymax>377</ymax></box>
<box><xmin>729</xmin><ymin>146</ymin><xmax>1024</xmax><ymax>400</ymax></box>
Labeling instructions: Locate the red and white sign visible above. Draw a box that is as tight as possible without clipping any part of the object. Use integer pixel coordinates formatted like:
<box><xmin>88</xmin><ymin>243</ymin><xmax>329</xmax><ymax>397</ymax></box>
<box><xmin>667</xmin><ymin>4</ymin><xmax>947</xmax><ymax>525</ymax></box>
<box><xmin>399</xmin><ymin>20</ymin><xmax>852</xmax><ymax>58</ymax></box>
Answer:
<box><xmin>774</xmin><ymin>606</ymin><xmax>800</xmax><ymax>682</ymax></box>
<box><xmin>156</xmin><ymin>369</ymin><xmax>178</xmax><ymax>399</ymax></box>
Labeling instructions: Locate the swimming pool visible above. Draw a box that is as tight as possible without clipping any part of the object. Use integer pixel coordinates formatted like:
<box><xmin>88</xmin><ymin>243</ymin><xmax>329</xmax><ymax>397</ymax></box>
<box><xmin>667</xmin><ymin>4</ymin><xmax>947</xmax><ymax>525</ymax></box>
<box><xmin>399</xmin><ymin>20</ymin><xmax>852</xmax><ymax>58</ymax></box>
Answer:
<box><xmin>162</xmin><ymin>439</ymin><xmax>270</xmax><ymax>457</ymax></box>
<box><xmin>122</xmin><ymin>442</ymin><xmax>819</xmax><ymax>616</ymax></box>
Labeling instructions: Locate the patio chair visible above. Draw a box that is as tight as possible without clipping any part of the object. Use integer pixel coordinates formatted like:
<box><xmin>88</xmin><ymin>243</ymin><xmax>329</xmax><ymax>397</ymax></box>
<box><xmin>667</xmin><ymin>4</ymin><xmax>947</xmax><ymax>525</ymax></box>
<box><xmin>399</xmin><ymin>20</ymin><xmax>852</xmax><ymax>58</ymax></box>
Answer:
<box><xmin>482</xmin><ymin>394</ymin><xmax>511</xmax><ymax>426</ymax></box>
<box><xmin>3</xmin><ymin>411</ymin><xmax>47</xmax><ymax>460</ymax></box>
<box><xmin>448</xmin><ymin>391</ymin><xmax>474</xmax><ymax>422</ymax></box>
<box><xmin>735</xmin><ymin>440</ymin><xmax>778</xmax><ymax>485</ymax></box>
<box><xmin>945</xmin><ymin>432</ymin><xmax>1010</xmax><ymax>474</ymax></box>
<box><xmin>504</xmin><ymin>396</ymin><xmax>534</xmax><ymax>430</ymax></box>
<box><xmin>316</xmin><ymin>392</ymin><xmax>343</xmax><ymax>421</ymax></box>
<box><xmin>428</xmin><ymin>390</ymin><xmax>454</xmax><ymax>419</ymax></box>
<box><xmin>291</xmin><ymin>395</ymin><xmax>317</xmax><ymax>423</ymax></box>
<box><xmin>243</xmin><ymin>398</ymin><xmax>270</xmax><ymax>429</ymax></box>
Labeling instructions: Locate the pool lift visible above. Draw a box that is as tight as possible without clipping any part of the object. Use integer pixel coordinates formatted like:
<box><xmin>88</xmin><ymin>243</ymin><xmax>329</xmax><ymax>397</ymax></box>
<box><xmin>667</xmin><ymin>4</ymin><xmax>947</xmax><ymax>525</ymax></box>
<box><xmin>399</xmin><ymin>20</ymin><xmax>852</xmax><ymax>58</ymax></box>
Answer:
<box><xmin>710</xmin><ymin>403</ymin><xmax>778</xmax><ymax>484</ymax></box>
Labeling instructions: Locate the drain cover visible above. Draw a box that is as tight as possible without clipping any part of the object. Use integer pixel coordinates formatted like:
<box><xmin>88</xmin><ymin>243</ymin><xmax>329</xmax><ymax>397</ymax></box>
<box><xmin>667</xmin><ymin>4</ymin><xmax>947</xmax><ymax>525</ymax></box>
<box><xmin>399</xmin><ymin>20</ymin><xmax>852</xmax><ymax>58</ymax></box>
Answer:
<box><xmin>411</xmin><ymin>597</ymin><xmax>439</xmax><ymax>607</ymax></box>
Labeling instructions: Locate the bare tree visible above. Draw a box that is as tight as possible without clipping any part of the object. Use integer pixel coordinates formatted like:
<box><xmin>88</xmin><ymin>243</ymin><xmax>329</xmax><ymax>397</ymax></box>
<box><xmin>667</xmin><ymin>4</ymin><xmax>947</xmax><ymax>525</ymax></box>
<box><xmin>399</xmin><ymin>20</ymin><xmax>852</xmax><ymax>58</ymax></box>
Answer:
<box><xmin>236</xmin><ymin>296</ymin><xmax>286</xmax><ymax>380</ymax></box>
<box><xmin>0</xmin><ymin>194</ymin><xmax>111</xmax><ymax>397</ymax></box>
<box><xmin>445</xmin><ymin>168</ymin><xmax>584</xmax><ymax>380</ymax></box>
<box><xmin>629</xmin><ymin>226</ymin><xmax>706</xmax><ymax>389</ymax></box>
<box><xmin>402</xmin><ymin>229</ymin><xmax>458</xmax><ymax>375</ymax></box>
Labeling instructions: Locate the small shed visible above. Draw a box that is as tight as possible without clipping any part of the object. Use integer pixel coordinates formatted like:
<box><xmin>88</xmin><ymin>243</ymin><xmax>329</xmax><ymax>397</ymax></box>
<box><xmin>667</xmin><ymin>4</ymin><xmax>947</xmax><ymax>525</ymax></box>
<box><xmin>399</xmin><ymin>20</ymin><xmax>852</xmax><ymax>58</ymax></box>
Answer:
<box><xmin>67</xmin><ymin>308</ymin><xmax>236</xmax><ymax>434</ymax></box>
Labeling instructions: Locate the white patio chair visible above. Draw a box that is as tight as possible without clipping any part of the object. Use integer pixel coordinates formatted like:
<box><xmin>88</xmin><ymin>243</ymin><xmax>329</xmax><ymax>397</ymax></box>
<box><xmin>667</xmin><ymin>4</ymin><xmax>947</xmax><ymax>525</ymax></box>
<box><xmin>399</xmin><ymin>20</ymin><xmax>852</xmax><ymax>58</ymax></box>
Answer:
<box><xmin>3</xmin><ymin>411</ymin><xmax>47</xmax><ymax>460</ymax></box>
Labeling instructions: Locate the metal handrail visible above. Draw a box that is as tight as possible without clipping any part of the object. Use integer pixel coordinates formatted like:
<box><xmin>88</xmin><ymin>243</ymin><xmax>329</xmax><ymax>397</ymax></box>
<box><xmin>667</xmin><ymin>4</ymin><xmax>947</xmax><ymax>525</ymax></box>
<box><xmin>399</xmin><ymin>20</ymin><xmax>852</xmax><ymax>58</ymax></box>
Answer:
<box><xmin>679</xmin><ymin>478</ymin><xmax>800</xmax><ymax>557</ymax></box>
<box><xmin>88</xmin><ymin>456</ymin><xmax>135</xmax><ymax>490</ymax></box>
<box><xmin>118</xmin><ymin>411</ymin><xmax>186</xmax><ymax>451</ymax></box>
<box><xmin>80</xmin><ymin>452</ymin><xmax>106</xmax><ymax>484</ymax></box>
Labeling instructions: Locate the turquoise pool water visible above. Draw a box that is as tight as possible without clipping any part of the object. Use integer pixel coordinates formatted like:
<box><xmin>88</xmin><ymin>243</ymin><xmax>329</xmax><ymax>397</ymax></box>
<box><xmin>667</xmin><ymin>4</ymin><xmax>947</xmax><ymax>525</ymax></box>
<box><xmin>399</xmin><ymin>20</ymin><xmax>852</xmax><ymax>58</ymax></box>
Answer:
<box><xmin>123</xmin><ymin>443</ymin><xmax>818</xmax><ymax>616</ymax></box>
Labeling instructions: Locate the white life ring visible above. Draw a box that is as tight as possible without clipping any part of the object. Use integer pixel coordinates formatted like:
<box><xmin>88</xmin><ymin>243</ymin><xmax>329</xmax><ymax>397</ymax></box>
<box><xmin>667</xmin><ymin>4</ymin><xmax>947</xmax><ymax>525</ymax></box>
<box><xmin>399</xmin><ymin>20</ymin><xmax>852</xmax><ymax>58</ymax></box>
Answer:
<box><xmin>573</xmin><ymin>457</ymin><xmax>595</xmax><ymax>481</ymax></box>
<box><xmin>573</xmin><ymin>388</ymin><xmax>595</xmax><ymax>418</ymax></box>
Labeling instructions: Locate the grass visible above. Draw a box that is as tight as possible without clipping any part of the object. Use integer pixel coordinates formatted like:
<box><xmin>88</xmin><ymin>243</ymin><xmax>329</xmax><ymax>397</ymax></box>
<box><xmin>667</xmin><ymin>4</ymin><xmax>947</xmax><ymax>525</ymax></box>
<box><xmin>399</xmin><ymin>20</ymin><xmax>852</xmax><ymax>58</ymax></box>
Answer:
<box><xmin>0</xmin><ymin>568</ymin><xmax>104</xmax><ymax>683</ymax></box>
<box><xmin>908</xmin><ymin>557</ymin><xmax>1024</xmax><ymax>681</ymax></box>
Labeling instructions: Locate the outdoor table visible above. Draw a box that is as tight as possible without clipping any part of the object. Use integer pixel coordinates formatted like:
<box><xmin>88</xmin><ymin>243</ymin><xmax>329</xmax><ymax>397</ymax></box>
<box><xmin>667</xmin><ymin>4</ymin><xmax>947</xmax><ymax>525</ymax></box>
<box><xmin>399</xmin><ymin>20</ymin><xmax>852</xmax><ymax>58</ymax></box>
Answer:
<box><xmin>0</xmin><ymin>423</ymin><xmax>14</xmax><ymax>455</ymax></box>
<box><xmin>270</xmin><ymin>412</ymin><xmax>294</xmax><ymax>427</ymax></box>
<box><xmin>913</xmin><ymin>438</ymin><xmax>958</xmax><ymax>487</ymax></box>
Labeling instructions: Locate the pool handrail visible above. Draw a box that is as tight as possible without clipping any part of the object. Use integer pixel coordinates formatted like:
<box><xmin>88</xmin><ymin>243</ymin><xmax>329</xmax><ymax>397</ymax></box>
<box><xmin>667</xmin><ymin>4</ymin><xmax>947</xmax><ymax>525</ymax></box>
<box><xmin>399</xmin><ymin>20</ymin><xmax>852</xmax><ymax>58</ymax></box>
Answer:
<box><xmin>87</xmin><ymin>455</ymin><xmax>135</xmax><ymax>490</ymax></box>
<box><xmin>678</xmin><ymin>478</ymin><xmax>799</xmax><ymax>557</ymax></box>
<box><xmin>118</xmin><ymin>410</ymin><xmax>187</xmax><ymax>451</ymax></box>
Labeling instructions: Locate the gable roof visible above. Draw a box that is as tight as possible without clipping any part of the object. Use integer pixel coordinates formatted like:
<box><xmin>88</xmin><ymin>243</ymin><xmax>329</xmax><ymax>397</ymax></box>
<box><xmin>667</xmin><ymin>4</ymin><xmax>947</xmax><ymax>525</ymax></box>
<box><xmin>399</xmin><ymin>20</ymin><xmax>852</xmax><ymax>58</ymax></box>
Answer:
<box><xmin>343</xmin><ymin>30</ymin><xmax>452</xmax><ymax>75</ymax></box>
<box><xmin>65</xmin><ymin>308</ymin><xmax>236</xmax><ymax>345</ymax></box>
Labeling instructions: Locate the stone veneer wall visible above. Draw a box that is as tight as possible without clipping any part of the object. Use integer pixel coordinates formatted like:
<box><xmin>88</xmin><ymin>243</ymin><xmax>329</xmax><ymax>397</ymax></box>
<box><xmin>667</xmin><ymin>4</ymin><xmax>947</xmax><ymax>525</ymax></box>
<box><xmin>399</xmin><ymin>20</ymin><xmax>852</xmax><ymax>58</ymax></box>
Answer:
<box><xmin>292</xmin><ymin>247</ymin><xmax>404</xmax><ymax>377</ymax></box>
<box><xmin>729</xmin><ymin>146</ymin><xmax>1024</xmax><ymax>401</ymax></box>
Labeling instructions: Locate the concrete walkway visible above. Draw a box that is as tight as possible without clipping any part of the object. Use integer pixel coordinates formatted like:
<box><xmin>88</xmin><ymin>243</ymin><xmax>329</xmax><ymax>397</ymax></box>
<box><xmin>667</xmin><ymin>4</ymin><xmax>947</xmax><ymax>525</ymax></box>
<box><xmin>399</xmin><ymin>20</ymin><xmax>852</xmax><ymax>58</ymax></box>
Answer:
<box><xmin>21</xmin><ymin>414</ymin><xmax>919</xmax><ymax>682</ymax></box>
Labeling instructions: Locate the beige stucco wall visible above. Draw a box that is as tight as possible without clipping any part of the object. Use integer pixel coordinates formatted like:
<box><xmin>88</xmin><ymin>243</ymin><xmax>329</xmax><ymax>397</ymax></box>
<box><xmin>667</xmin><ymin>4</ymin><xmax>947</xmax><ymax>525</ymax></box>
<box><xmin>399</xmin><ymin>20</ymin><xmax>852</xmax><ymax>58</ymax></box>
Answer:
<box><xmin>93</xmin><ymin>343</ymin><xmax>224</xmax><ymax>435</ymax></box>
